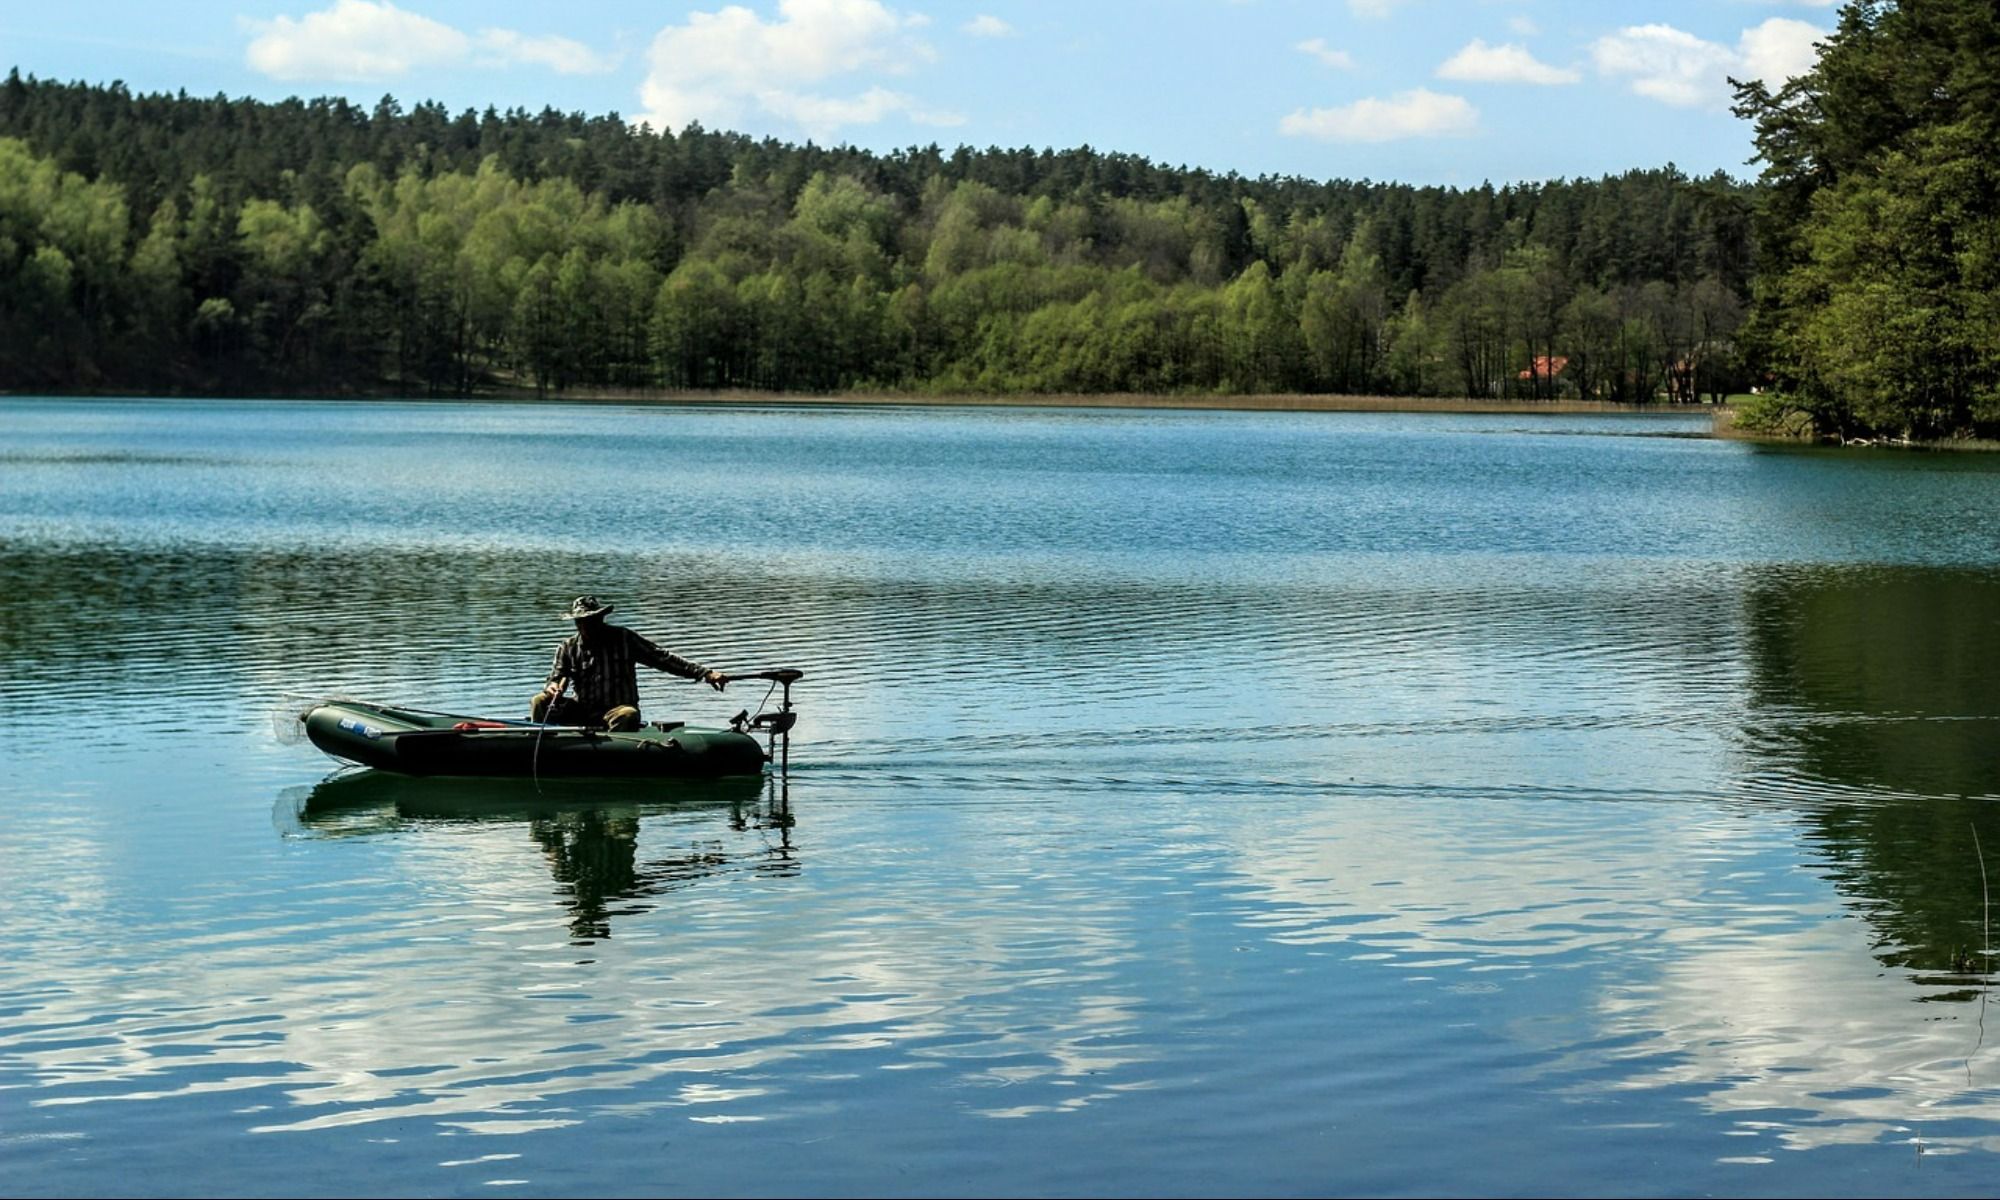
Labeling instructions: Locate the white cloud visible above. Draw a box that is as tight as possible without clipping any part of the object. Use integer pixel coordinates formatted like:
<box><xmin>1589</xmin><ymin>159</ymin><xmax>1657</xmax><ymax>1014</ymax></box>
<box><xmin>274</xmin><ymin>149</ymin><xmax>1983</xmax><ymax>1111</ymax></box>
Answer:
<box><xmin>245</xmin><ymin>0</ymin><xmax>465</xmax><ymax>81</ymax></box>
<box><xmin>1507</xmin><ymin>16</ymin><xmax>1540</xmax><ymax>36</ymax></box>
<box><xmin>1279</xmin><ymin>88</ymin><xmax>1477</xmax><ymax>142</ymax></box>
<box><xmin>638</xmin><ymin>0</ymin><xmax>952</xmax><ymax>137</ymax></box>
<box><xmin>1737</xmin><ymin>18</ymin><xmax>1825</xmax><ymax>89</ymax></box>
<box><xmin>245</xmin><ymin>0</ymin><xmax>614</xmax><ymax>81</ymax></box>
<box><xmin>763</xmin><ymin>85</ymin><xmax>962</xmax><ymax>129</ymax></box>
<box><xmin>1348</xmin><ymin>0</ymin><xmax>1408</xmax><ymax>17</ymax></box>
<box><xmin>1436</xmin><ymin>39</ymin><xmax>1579</xmax><ymax>85</ymax></box>
<box><xmin>1295</xmin><ymin>37</ymin><xmax>1354</xmax><ymax>70</ymax></box>
<box><xmin>963</xmin><ymin>14</ymin><xmax>1013</xmax><ymax>37</ymax></box>
<box><xmin>476</xmin><ymin>30</ymin><xmax>616</xmax><ymax>76</ymax></box>
<box><xmin>1590</xmin><ymin>19</ymin><xmax>1824</xmax><ymax>108</ymax></box>
<box><xmin>1588</xmin><ymin>24</ymin><xmax>1735</xmax><ymax>107</ymax></box>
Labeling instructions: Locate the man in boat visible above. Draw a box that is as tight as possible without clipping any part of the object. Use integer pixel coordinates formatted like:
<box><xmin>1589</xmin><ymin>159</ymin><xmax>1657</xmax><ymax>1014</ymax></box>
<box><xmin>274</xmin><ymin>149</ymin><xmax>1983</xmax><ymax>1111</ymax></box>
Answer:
<box><xmin>530</xmin><ymin>596</ymin><xmax>727</xmax><ymax>731</ymax></box>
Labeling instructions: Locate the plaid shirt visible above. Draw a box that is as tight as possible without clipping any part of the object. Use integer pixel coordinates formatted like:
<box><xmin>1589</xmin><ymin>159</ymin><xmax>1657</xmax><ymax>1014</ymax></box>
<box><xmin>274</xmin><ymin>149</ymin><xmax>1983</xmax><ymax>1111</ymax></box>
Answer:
<box><xmin>546</xmin><ymin>624</ymin><xmax>707</xmax><ymax>711</ymax></box>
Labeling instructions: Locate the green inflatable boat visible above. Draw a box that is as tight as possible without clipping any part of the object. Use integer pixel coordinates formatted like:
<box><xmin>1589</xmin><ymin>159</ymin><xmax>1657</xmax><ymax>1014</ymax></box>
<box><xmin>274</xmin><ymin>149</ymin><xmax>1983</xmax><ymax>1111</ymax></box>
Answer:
<box><xmin>300</xmin><ymin>670</ymin><xmax>802</xmax><ymax>780</ymax></box>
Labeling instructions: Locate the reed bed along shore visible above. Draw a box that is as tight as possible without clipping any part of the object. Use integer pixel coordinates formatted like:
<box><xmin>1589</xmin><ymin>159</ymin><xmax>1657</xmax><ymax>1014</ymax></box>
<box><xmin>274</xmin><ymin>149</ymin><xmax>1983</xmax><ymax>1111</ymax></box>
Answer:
<box><xmin>495</xmin><ymin>387</ymin><xmax>1696</xmax><ymax>416</ymax></box>
<box><xmin>4</xmin><ymin>385</ymin><xmax>1723</xmax><ymax>419</ymax></box>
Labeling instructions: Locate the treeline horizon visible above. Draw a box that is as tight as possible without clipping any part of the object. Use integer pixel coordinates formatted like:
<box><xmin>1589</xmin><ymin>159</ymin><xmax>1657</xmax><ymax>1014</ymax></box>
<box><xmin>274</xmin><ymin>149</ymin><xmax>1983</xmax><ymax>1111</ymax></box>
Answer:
<box><xmin>1</xmin><ymin>70</ymin><xmax>1759</xmax><ymax>404</ymax></box>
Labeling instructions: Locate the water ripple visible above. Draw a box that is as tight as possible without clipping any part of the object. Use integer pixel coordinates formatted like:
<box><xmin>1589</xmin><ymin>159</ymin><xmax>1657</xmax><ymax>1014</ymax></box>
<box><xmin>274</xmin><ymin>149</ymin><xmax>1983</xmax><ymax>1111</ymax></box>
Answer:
<box><xmin>7</xmin><ymin>400</ymin><xmax>2000</xmax><ymax>1195</ymax></box>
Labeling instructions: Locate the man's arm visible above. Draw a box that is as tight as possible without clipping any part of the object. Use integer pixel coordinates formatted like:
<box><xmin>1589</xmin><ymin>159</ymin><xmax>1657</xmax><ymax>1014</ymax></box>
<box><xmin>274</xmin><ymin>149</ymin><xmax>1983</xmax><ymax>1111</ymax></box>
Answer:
<box><xmin>543</xmin><ymin>640</ymin><xmax>573</xmax><ymax>693</ymax></box>
<box><xmin>628</xmin><ymin>629</ymin><xmax>727</xmax><ymax>690</ymax></box>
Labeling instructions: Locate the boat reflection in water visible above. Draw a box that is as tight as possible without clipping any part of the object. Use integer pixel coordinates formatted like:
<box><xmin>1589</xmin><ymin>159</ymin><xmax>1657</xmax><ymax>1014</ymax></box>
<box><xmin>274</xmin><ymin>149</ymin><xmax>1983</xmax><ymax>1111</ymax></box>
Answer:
<box><xmin>278</xmin><ymin>770</ymin><xmax>794</xmax><ymax>941</ymax></box>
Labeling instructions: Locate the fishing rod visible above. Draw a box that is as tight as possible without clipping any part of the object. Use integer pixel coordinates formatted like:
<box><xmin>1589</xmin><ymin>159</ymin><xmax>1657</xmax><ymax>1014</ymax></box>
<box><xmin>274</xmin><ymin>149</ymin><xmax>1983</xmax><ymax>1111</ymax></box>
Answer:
<box><xmin>531</xmin><ymin>676</ymin><xmax>567</xmax><ymax>793</ymax></box>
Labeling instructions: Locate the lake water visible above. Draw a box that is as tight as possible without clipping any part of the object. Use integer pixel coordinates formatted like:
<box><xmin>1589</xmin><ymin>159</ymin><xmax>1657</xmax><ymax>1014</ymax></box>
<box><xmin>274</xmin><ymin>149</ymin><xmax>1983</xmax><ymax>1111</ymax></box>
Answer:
<box><xmin>4</xmin><ymin>397</ymin><xmax>2000</xmax><ymax>1197</ymax></box>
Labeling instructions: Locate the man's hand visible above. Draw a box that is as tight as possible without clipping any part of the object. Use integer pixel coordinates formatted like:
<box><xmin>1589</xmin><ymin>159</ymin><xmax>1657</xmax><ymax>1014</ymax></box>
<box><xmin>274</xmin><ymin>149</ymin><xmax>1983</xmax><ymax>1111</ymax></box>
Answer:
<box><xmin>545</xmin><ymin>679</ymin><xmax>567</xmax><ymax>698</ymax></box>
<box><xmin>704</xmin><ymin>670</ymin><xmax>728</xmax><ymax>692</ymax></box>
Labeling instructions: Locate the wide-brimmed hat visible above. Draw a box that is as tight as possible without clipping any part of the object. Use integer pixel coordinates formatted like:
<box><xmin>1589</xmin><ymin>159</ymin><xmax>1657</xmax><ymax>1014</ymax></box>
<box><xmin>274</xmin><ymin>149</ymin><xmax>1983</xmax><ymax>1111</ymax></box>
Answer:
<box><xmin>564</xmin><ymin>595</ymin><xmax>614</xmax><ymax>620</ymax></box>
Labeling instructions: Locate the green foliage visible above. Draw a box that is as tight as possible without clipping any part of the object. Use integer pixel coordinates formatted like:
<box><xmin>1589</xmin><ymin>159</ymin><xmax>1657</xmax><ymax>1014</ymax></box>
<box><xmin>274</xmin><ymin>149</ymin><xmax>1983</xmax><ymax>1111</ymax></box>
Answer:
<box><xmin>1728</xmin><ymin>391</ymin><xmax>1818</xmax><ymax>437</ymax></box>
<box><xmin>0</xmin><ymin>74</ymin><xmax>1763</xmax><ymax>398</ymax></box>
<box><xmin>1736</xmin><ymin>0</ymin><xmax>2000</xmax><ymax>438</ymax></box>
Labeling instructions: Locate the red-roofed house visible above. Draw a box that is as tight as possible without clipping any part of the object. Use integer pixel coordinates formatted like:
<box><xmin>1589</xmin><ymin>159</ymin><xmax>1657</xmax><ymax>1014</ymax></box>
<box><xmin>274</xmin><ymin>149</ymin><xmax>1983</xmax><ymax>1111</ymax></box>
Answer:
<box><xmin>1518</xmin><ymin>355</ymin><xmax>1569</xmax><ymax>383</ymax></box>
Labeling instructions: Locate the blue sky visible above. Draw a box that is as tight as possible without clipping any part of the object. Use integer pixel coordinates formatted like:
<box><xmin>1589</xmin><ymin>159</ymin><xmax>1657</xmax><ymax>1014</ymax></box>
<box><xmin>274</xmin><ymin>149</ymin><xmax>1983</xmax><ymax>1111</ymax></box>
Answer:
<box><xmin>2</xmin><ymin>1</ymin><xmax>1840</xmax><ymax>186</ymax></box>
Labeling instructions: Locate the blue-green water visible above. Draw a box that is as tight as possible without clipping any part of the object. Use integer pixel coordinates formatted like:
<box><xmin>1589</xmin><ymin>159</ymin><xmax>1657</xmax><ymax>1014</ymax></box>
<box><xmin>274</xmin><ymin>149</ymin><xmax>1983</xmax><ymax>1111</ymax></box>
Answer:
<box><xmin>5</xmin><ymin>397</ymin><xmax>2000</xmax><ymax>1197</ymax></box>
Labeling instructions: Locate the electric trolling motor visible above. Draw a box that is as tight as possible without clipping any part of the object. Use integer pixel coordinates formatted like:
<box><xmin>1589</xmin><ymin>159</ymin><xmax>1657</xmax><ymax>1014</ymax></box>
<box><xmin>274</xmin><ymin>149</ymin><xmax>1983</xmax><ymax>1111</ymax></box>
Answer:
<box><xmin>728</xmin><ymin>668</ymin><xmax>803</xmax><ymax>774</ymax></box>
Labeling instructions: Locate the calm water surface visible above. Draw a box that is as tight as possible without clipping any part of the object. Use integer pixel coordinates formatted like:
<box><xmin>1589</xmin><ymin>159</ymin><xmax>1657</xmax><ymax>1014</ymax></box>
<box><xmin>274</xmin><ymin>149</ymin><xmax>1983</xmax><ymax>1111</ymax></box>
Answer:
<box><xmin>4</xmin><ymin>398</ymin><xmax>2000</xmax><ymax>1196</ymax></box>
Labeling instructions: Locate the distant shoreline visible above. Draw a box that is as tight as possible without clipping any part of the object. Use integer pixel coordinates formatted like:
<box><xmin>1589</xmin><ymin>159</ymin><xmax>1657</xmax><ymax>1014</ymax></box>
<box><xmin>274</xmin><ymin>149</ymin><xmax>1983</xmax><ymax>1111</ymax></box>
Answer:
<box><xmin>1708</xmin><ymin>404</ymin><xmax>2000</xmax><ymax>451</ymax></box>
<box><xmin>14</xmin><ymin>388</ymin><xmax>1996</xmax><ymax>448</ymax></box>
<box><xmin>2</xmin><ymin>387</ymin><xmax>1714</xmax><ymax>417</ymax></box>
<box><xmin>523</xmin><ymin>389</ymin><xmax>1706</xmax><ymax>416</ymax></box>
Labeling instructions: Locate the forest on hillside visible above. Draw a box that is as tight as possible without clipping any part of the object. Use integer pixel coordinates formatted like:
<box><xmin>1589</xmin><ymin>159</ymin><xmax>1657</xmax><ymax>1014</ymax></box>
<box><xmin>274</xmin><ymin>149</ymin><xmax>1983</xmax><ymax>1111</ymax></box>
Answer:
<box><xmin>0</xmin><ymin>0</ymin><xmax>1992</xmax><ymax>438</ymax></box>
<box><xmin>0</xmin><ymin>72</ymin><xmax>1754</xmax><ymax>404</ymax></box>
